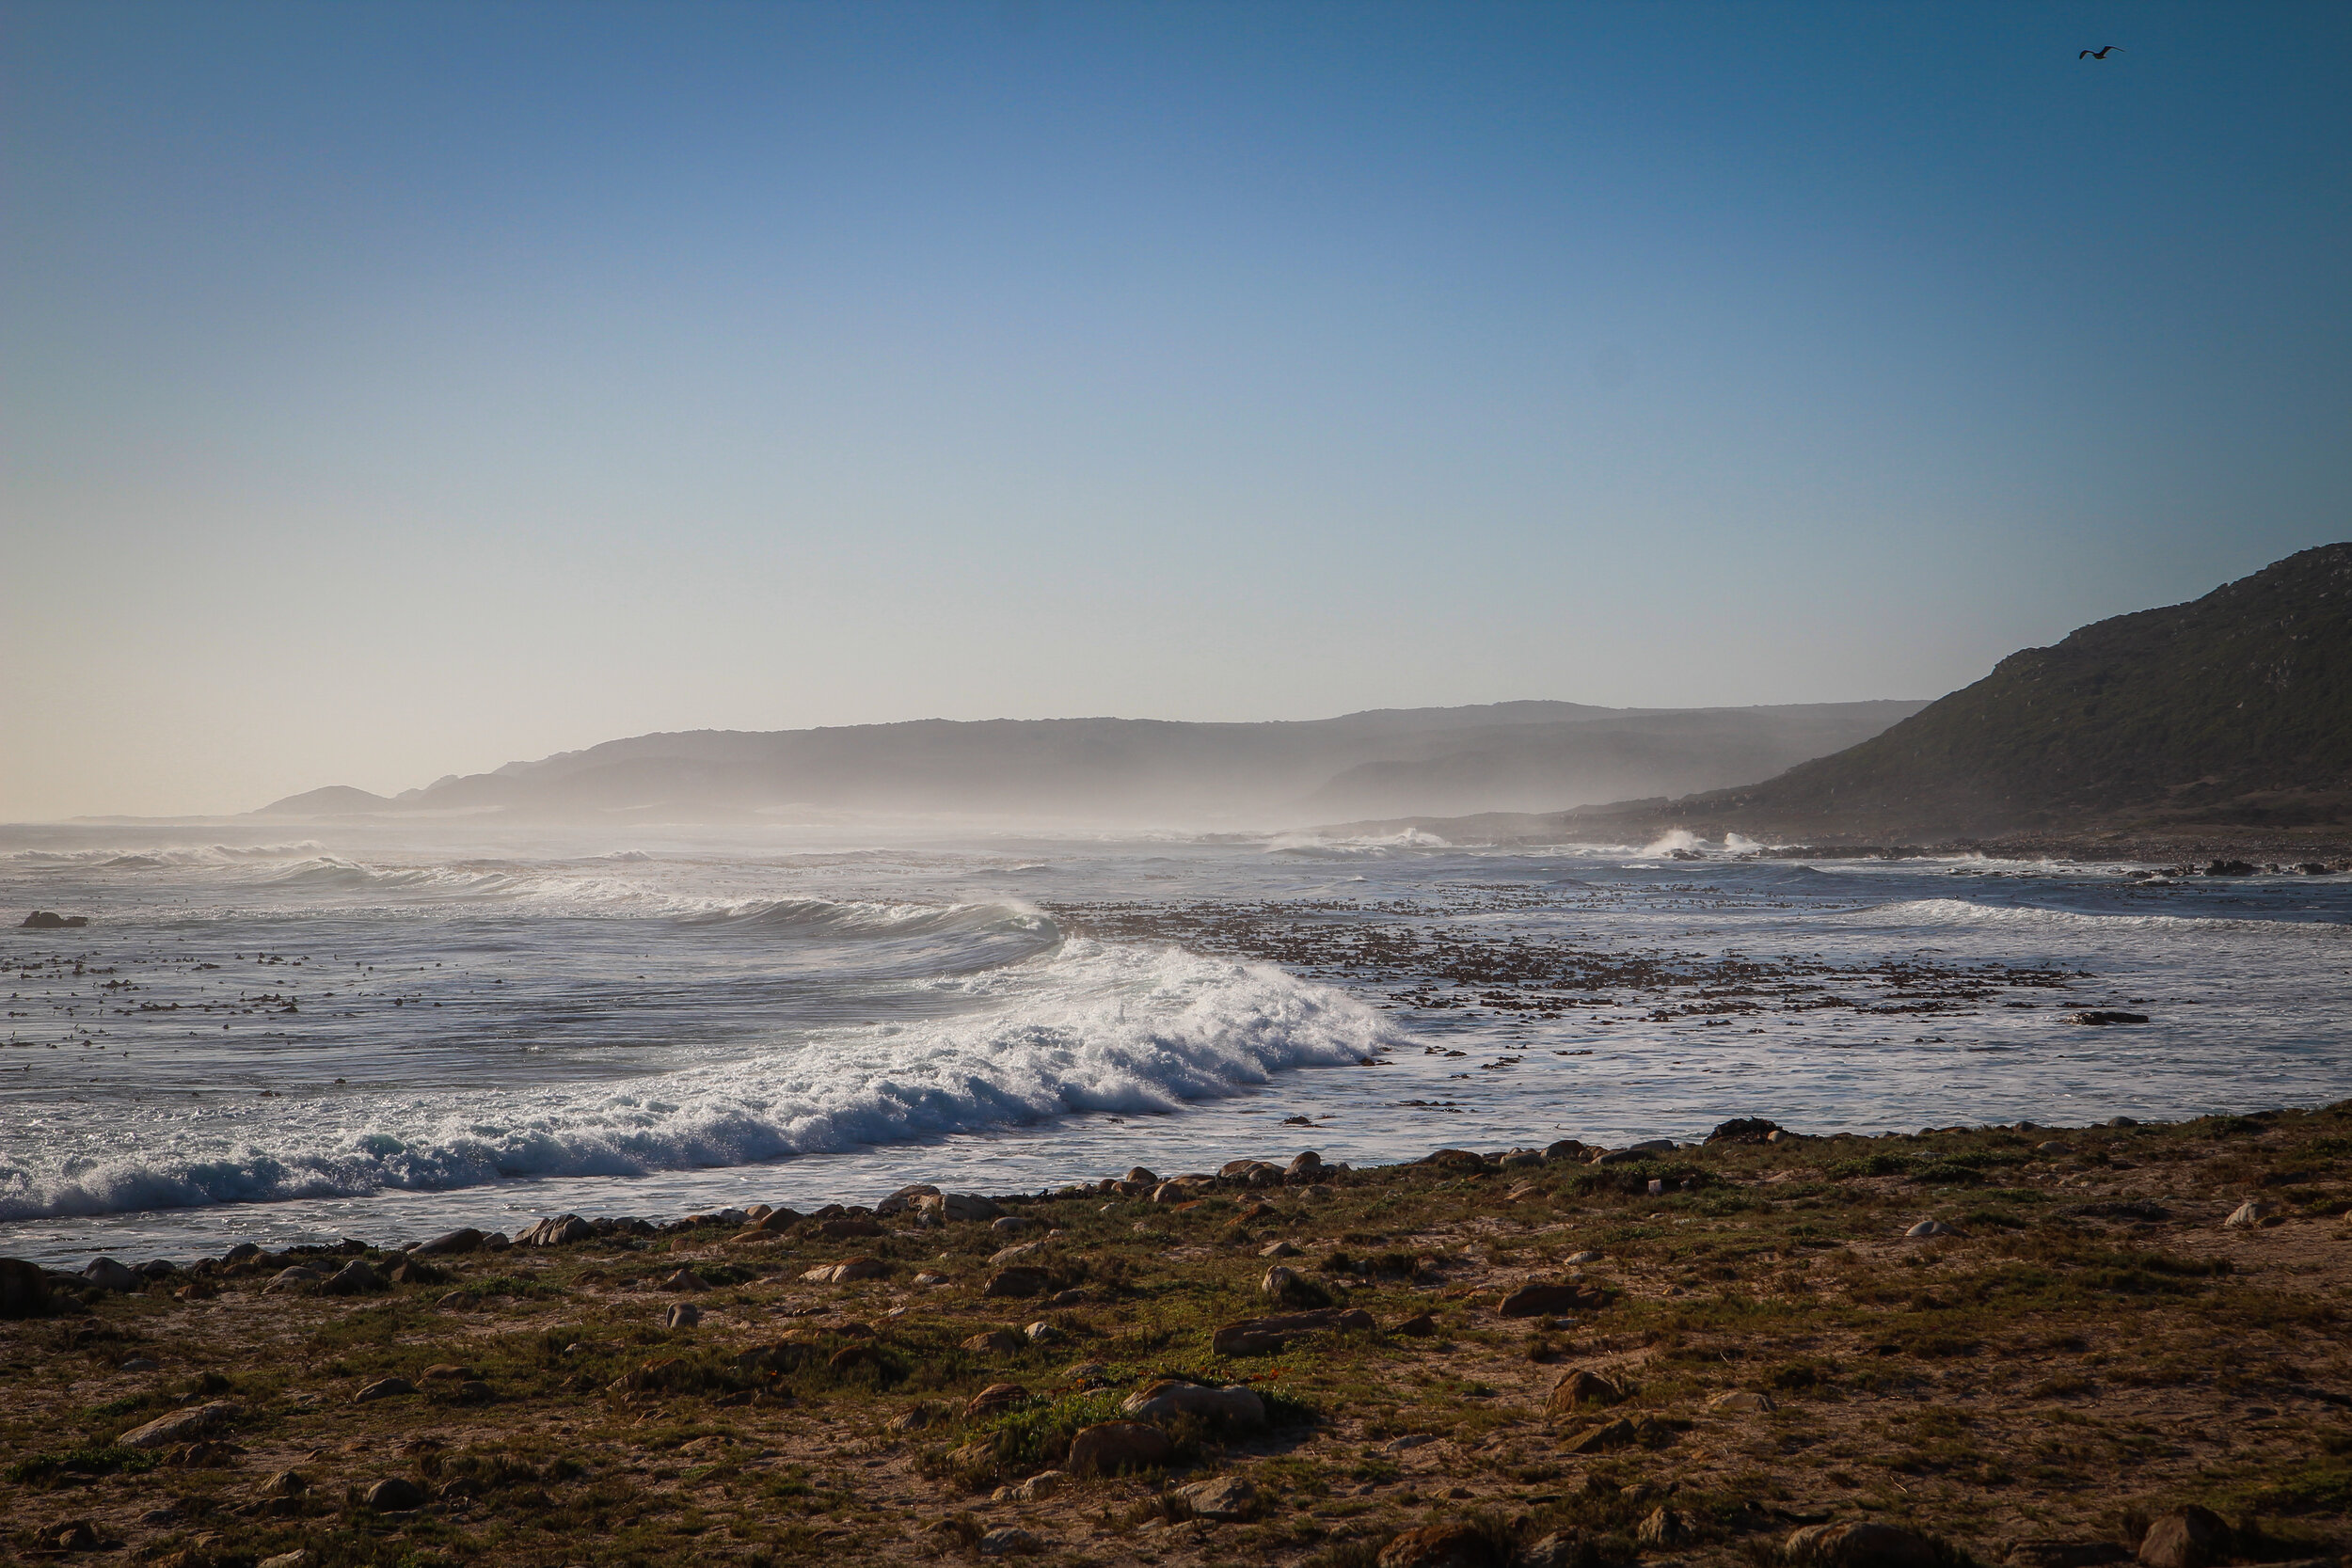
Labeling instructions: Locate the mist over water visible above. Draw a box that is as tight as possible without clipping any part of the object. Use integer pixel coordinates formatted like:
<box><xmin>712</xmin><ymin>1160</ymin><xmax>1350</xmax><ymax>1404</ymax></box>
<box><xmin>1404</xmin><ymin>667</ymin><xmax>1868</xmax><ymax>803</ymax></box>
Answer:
<box><xmin>2</xmin><ymin>822</ymin><xmax>2346</xmax><ymax>1266</ymax></box>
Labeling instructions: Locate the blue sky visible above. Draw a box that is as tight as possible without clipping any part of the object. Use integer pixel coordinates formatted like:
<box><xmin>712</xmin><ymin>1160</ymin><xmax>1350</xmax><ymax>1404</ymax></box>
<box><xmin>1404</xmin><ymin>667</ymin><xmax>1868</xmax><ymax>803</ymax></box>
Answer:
<box><xmin>4</xmin><ymin>1</ymin><xmax>2348</xmax><ymax>816</ymax></box>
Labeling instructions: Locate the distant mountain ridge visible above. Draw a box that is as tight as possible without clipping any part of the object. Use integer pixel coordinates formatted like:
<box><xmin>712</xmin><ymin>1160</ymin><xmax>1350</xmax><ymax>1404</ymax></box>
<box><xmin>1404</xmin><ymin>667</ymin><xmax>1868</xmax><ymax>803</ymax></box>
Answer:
<box><xmin>252</xmin><ymin>699</ymin><xmax>1927</xmax><ymax>828</ymax></box>
<box><xmin>1356</xmin><ymin>543</ymin><xmax>2352</xmax><ymax>846</ymax></box>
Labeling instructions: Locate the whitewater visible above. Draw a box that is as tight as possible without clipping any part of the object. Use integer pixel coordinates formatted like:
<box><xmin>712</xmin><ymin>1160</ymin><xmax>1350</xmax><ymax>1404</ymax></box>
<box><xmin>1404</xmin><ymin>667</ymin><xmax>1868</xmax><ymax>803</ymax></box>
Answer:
<box><xmin>1</xmin><ymin>824</ymin><xmax>2345</xmax><ymax>1266</ymax></box>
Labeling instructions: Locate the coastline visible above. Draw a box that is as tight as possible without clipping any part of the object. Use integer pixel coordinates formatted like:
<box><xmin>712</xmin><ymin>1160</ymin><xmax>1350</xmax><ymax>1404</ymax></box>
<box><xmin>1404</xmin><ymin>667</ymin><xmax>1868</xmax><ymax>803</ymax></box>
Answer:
<box><xmin>7</xmin><ymin>1106</ymin><xmax>2348</xmax><ymax>1567</ymax></box>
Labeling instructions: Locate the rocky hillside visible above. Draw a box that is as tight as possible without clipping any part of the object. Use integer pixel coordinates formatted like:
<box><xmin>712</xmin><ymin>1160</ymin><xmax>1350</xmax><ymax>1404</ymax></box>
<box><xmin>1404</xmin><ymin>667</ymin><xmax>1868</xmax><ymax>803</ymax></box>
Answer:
<box><xmin>1528</xmin><ymin>544</ymin><xmax>2351</xmax><ymax>844</ymax></box>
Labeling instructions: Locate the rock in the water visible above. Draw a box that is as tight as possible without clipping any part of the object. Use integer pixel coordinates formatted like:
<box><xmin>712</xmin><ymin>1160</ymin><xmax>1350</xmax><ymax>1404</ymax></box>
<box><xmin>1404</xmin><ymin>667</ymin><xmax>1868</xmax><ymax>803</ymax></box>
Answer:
<box><xmin>1375</xmin><ymin>1523</ymin><xmax>1502</xmax><ymax>1568</ymax></box>
<box><xmin>0</xmin><ymin>1257</ymin><xmax>51</xmax><ymax>1317</ymax></box>
<box><xmin>1708</xmin><ymin>1389</ymin><xmax>1776</xmax><ymax>1413</ymax></box>
<box><xmin>1561</xmin><ymin>1418</ymin><xmax>1635</xmax><ymax>1453</ymax></box>
<box><xmin>2064</xmin><ymin>1010</ymin><xmax>2149</xmax><ymax>1026</ymax></box>
<box><xmin>1172</xmin><ymin>1473</ymin><xmax>1257</xmax><ymax>1519</ymax></box>
<box><xmin>21</xmin><ymin>911</ymin><xmax>90</xmax><ymax>928</ymax></box>
<box><xmin>1904</xmin><ymin>1219</ymin><xmax>1962</xmax><ymax>1240</ymax></box>
<box><xmin>414</xmin><ymin>1227</ymin><xmax>483</xmax><ymax>1256</ymax></box>
<box><xmin>364</xmin><ymin>1477</ymin><xmax>428</xmax><ymax>1511</ymax></box>
<box><xmin>1547</xmin><ymin>1369</ymin><xmax>1625</xmax><ymax>1413</ymax></box>
<box><xmin>2137</xmin><ymin>1508</ymin><xmax>2233</xmax><ymax>1568</ymax></box>
<box><xmin>1784</xmin><ymin>1522</ymin><xmax>1947</xmax><ymax>1568</ymax></box>
<box><xmin>964</xmin><ymin>1382</ymin><xmax>1028</xmax><ymax>1419</ymax></box>
<box><xmin>1211</xmin><ymin>1307</ymin><xmax>1375</xmax><ymax>1355</ymax></box>
<box><xmin>978</xmin><ymin>1528</ymin><xmax>1044</xmax><ymax>1557</ymax></box>
<box><xmin>1120</xmin><ymin>1379</ymin><xmax>1264</xmax><ymax>1426</ymax></box>
<box><xmin>82</xmin><ymin>1258</ymin><xmax>140</xmax><ymax>1292</ymax></box>
<box><xmin>2223</xmin><ymin>1199</ymin><xmax>2280</xmax><ymax>1228</ymax></box>
<box><xmin>1500</xmin><ymin>1281</ymin><xmax>1606</xmax><ymax>1317</ymax></box>
<box><xmin>354</xmin><ymin>1376</ymin><xmax>418</xmax><ymax>1403</ymax></box>
<box><xmin>1067</xmin><ymin>1420</ymin><xmax>1174</xmax><ymax>1475</ymax></box>
<box><xmin>660</xmin><ymin>1303</ymin><xmax>701</xmax><ymax>1329</ymax></box>
<box><xmin>984</xmin><ymin>1266</ymin><xmax>1052</xmax><ymax>1298</ymax></box>
<box><xmin>119</xmin><ymin>1400</ymin><xmax>241</xmax><ymax>1449</ymax></box>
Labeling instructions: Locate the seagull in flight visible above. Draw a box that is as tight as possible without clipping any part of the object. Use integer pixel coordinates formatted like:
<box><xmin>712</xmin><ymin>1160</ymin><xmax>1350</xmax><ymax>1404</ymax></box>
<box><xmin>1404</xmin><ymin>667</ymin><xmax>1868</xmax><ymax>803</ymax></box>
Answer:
<box><xmin>2079</xmin><ymin>45</ymin><xmax>2122</xmax><ymax>58</ymax></box>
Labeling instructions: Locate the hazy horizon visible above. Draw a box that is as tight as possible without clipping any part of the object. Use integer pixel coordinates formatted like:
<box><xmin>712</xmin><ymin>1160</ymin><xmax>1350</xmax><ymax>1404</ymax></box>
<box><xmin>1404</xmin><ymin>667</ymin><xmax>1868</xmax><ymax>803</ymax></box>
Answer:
<box><xmin>7</xmin><ymin>2</ymin><xmax>2349</xmax><ymax>818</ymax></box>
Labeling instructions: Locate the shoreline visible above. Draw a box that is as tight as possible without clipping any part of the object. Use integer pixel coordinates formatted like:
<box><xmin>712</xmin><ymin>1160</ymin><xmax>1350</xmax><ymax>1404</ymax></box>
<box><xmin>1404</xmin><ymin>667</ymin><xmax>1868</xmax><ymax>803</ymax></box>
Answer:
<box><xmin>7</xmin><ymin>1105</ymin><xmax>2348</xmax><ymax>1566</ymax></box>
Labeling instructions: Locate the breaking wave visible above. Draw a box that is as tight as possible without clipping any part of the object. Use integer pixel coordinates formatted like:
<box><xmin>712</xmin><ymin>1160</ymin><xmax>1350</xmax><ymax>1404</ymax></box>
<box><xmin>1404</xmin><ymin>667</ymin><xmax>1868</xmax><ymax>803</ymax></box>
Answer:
<box><xmin>0</xmin><ymin>941</ymin><xmax>1391</xmax><ymax>1222</ymax></box>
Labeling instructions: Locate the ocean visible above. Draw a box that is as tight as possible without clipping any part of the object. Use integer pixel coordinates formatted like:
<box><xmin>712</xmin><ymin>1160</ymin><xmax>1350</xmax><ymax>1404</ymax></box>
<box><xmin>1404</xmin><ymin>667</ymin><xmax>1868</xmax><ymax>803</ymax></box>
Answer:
<box><xmin>2</xmin><ymin>823</ymin><xmax>2345</xmax><ymax>1268</ymax></box>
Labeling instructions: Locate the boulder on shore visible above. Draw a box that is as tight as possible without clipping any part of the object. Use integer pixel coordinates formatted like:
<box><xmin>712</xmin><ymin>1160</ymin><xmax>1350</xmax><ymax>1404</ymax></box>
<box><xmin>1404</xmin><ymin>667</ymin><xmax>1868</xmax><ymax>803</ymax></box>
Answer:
<box><xmin>1499</xmin><ymin>1280</ymin><xmax>1606</xmax><ymax>1317</ymax></box>
<box><xmin>1066</xmin><ymin>1420</ymin><xmax>1173</xmax><ymax>1475</ymax></box>
<box><xmin>1546</xmin><ymin>1368</ymin><xmax>1625</xmax><ymax>1413</ymax></box>
<box><xmin>1212</xmin><ymin>1307</ymin><xmax>1375</xmax><ymax>1355</ymax></box>
<box><xmin>1783</xmin><ymin>1522</ymin><xmax>1947</xmax><ymax>1568</ymax></box>
<box><xmin>119</xmin><ymin>1400</ymin><xmax>241</xmax><ymax>1449</ymax></box>
<box><xmin>0</xmin><ymin>1257</ymin><xmax>51</xmax><ymax>1317</ymax></box>
<box><xmin>1375</xmin><ymin>1523</ymin><xmax>1502</xmax><ymax>1568</ymax></box>
<box><xmin>2137</xmin><ymin>1507</ymin><xmax>2233</xmax><ymax>1568</ymax></box>
<box><xmin>1119</xmin><ymin>1379</ymin><xmax>1264</xmax><ymax>1425</ymax></box>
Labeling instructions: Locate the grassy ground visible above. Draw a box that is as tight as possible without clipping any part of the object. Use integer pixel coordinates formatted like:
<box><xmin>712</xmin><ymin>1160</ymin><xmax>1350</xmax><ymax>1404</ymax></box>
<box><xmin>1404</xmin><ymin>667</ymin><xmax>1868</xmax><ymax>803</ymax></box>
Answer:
<box><xmin>4</xmin><ymin>1105</ymin><xmax>2348</xmax><ymax>1567</ymax></box>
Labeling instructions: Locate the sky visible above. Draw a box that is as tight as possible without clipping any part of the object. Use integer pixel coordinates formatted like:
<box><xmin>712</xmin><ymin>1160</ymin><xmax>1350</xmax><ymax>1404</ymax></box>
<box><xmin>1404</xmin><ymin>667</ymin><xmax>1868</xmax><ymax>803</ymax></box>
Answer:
<box><xmin>4</xmin><ymin>1</ymin><xmax>2348</xmax><ymax>819</ymax></box>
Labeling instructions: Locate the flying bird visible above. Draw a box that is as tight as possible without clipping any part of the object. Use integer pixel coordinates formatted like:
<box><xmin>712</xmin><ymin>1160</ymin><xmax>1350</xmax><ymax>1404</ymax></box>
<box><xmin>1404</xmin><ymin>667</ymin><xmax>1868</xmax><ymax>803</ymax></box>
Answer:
<box><xmin>2079</xmin><ymin>45</ymin><xmax>2122</xmax><ymax>58</ymax></box>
